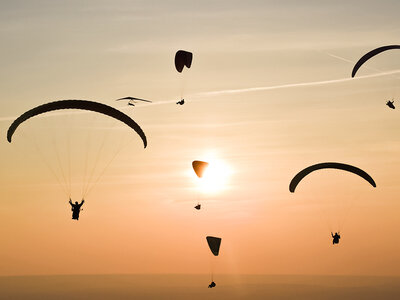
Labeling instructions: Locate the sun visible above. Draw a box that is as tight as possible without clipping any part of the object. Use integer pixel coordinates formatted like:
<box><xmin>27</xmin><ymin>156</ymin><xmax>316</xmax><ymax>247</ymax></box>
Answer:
<box><xmin>193</xmin><ymin>154</ymin><xmax>233</xmax><ymax>195</ymax></box>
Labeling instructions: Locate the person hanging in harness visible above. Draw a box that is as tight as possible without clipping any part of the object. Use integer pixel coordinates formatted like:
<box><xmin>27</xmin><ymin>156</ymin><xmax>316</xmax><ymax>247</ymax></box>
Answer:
<box><xmin>208</xmin><ymin>281</ymin><xmax>216</xmax><ymax>288</ymax></box>
<box><xmin>386</xmin><ymin>99</ymin><xmax>395</xmax><ymax>109</ymax></box>
<box><xmin>69</xmin><ymin>199</ymin><xmax>85</xmax><ymax>220</ymax></box>
<box><xmin>331</xmin><ymin>232</ymin><xmax>340</xmax><ymax>245</ymax></box>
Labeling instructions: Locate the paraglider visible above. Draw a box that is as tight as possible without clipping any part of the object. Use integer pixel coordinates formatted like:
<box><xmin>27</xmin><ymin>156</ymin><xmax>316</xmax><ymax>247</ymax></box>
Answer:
<box><xmin>206</xmin><ymin>236</ymin><xmax>221</xmax><ymax>288</ymax></box>
<box><xmin>116</xmin><ymin>97</ymin><xmax>152</xmax><ymax>107</ymax></box>
<box><xmin>192</xmin><ymin>160</ymin><xmax>209</xmax><ymax>209</ymax></box>
<box><xmin>69</xmin><ymin>199</ymin><xmax>84</xmax><ymax>220</ymax></box>
<box><xmin>175</xmin><ymin>50</ymin><xmax>193</xmax><ymax>104</ymax></box>
<box><xmin>289</xmin><ymin>162</ymin><xmax>376</xmax><ymax>193</ymax></box>
<box><xmin>351</xmin><ymin>45</ymin><xmax>400</xmax><ymax>77</ymax></box>
<box><xmin>386</xmin><ymin>99</ymin><xmax>395</xmax><ymax>109</ymax></box>
<box><xmin>7</xmin><ymin>100</ymin><xmax>148</xmax><ymax>209</ymax></box>
<box><xmin>331</xmin><ymin>232</ymin><xmax>341</xmax><ymax>245</ymax></box>
<box><xmin>290</xmin><ymin>162</ymin><xmax>376</xmax><ymax>245</ymax></box>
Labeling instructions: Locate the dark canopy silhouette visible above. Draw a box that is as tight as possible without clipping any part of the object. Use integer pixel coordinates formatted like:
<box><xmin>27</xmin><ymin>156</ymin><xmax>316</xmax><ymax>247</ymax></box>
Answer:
<box><xmin>352</xmin><ymin>45</ymin><xmax>400</xmax><ymax>77</ymax></box>
<box><xmin>289</xmin><ymin>162</ymin><xmax>376</xmax><ymax>193</ymax></box>
<box><xmin>175</xmin><ymin>50</ymin><xmax>193</xmax><ymax>73</ymax></box>
<box><xmin>7</xmin><ymin>100</ymin><xmax>147</xmax><ymax>148</ymax></box>
<box><xmin>206</xmin><ymin>236</ymin><xmax>221</xmax><ymax>256</ymax></box>
<box><xmin>192</xmin><ymin>160</ymin><xmax>209</xmax><ymax>178</ymax></box>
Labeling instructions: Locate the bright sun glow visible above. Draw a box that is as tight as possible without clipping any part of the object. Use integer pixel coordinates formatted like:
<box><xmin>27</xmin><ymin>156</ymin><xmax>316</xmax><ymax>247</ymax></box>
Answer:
<box><xmin>192</xmin><ymin>153</ymin><xmax>233</xmax><ymax>195</ymax></box>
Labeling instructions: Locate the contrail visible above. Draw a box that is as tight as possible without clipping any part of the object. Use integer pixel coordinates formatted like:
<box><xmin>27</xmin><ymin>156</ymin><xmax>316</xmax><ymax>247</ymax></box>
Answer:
<box><xmin>0</xmin><ymin>116</ymin><xmax>15</xmax><ymax>122</ymax></box>
<box><xmin>325</xmin><ymin>52</ymin><xmax>355</xmax><ymax>64</ymax></box>
<box><xmin>2</xmin><ymin>69</ymin><xmax>400</xmax><ymax>121</ymax></box>
<box><xmin>192</xmin><ymin>69</ymin><xmax>400</xmax><ymax>98</ymax></box>
<box><xmin>133</xmin><ymin>68</ymin><xmax>400</xmax><ymax>108</ymax></box>
<box><xmin>324</xmin><ymin>51</ymin><xmax>400</xmax><ymax>80</ymax></box>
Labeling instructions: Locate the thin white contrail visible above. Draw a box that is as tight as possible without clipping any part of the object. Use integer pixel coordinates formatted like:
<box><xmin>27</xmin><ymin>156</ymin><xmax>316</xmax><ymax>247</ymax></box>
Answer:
<box><xmin>0</xmin><ymin>116</ymin><xmax>15</xmax><ymax>121</ymax></box>
<box><xmin>325</xmin><ymin>52</ymin><xmax>355</xmax><ymax>64</ymax></box>
<box><xmin>324</xmin><ymin>51</ymin><xmax>400</xmax><ymax>80</ymax></box>
<box><xmin>132</xmin><ymin>68</ymin><xmax>400</xmax><ymax>108</ymax></box>
<box><xmin>2</xmin><ymin>69</ymin><xmax>400</xmax><ymax>121</ymax></box>
<box><xmin>192</xmin><ymin>69</ymin><xmax>400</xmax><ymax>98</ymax></box>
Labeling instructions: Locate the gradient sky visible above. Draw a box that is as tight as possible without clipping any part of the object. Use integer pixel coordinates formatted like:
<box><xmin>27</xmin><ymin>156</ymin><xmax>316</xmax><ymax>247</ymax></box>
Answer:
<box><xmin>1</xmin><ymin>0</ymin><xmax>400</xmax><ymax>277</ymax></box>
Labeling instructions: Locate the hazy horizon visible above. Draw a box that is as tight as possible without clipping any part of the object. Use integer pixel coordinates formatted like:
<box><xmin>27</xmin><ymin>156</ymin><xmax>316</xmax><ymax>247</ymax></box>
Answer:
<box><xmin>1</xmin><ymin>274</ymin><xmax>400</xmax><ymax>299</ymax></box>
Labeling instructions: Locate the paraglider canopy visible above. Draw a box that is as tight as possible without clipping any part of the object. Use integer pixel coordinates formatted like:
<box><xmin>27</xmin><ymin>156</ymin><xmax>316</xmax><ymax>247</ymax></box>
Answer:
<box><xmin>289</xmin><ymin>162</ymin><xmax>376</xmax><ymax>193</ymax></box>
<box><xmin>175</xmin><ymin>50</ymin><xmax>193</xmax><ymax>73</ymax></box>
<box><xmin>352</xmin><ymin>45</ymin><xmax>400</xmax><ymax>77</ymax></box>
<box><xmin>7</xmin><ymin>99</ymin><xmax>148</xmax><ymax>148</ymax></box>
<box><xmin>192</xmin><ymin>160</ymin><xmax>209</xmax><ymax>178</ymax></box>
<box><xmin>206</xmin><ymin>236</ymin><xmax>221</xmax><ymax>256</ymax></box>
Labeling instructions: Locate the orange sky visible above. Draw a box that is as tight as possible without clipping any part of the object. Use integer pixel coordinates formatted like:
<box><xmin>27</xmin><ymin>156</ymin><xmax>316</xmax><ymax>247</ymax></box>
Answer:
<box><xmin>1</xmin><ymin>0</ymin><xmax>400</xmax><ymax>277</ymax></box>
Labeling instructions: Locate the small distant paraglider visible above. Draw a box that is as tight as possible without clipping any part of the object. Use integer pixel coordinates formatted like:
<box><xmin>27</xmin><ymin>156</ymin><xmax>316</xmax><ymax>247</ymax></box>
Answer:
<box><xmin>116</xmin><ymin>97</ymin><xmax>152</xmax><ymax>107</ymax></box>
<box><xmin>386</xmin><ymin>99</ymin><xmax>395</xmax><ymax>109</ymax></box>
<box><xmin>175</xmin><ymin>50</ymin><xmax>193</xmax><ymax>104</ymax></box>
<box><xmin>192</xmin><ymin>160</ymin><xmax>209</xmax><ymax>210</ymax></box>
<box><xmin>206</xmin><ymin>236</ymin><xmax>221</xmax><ymax>288</ymax></box>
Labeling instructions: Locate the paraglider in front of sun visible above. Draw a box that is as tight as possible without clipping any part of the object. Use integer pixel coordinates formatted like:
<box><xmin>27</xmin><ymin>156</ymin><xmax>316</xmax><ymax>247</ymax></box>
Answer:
<box><xmin>192</xmin><ymin>157</ymin><xmax>233</xmax><ymax>195</ymax></box>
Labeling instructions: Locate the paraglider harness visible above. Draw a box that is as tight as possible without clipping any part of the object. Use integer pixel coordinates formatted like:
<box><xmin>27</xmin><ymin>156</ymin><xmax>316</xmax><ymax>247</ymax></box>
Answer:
<box><xmin>386</xmin><ymin>99</ymin><xmax>395</xmax><ymax>109</ymax></box>
<box><xmin>331</xmin><ymin>232</ymin><xmax>340</xmax><ymax>245</ymax></box>
<box><xmin>70</xmin><ymin>199</ymin><xmax>84</xmax><ymax>220</ymax></box>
